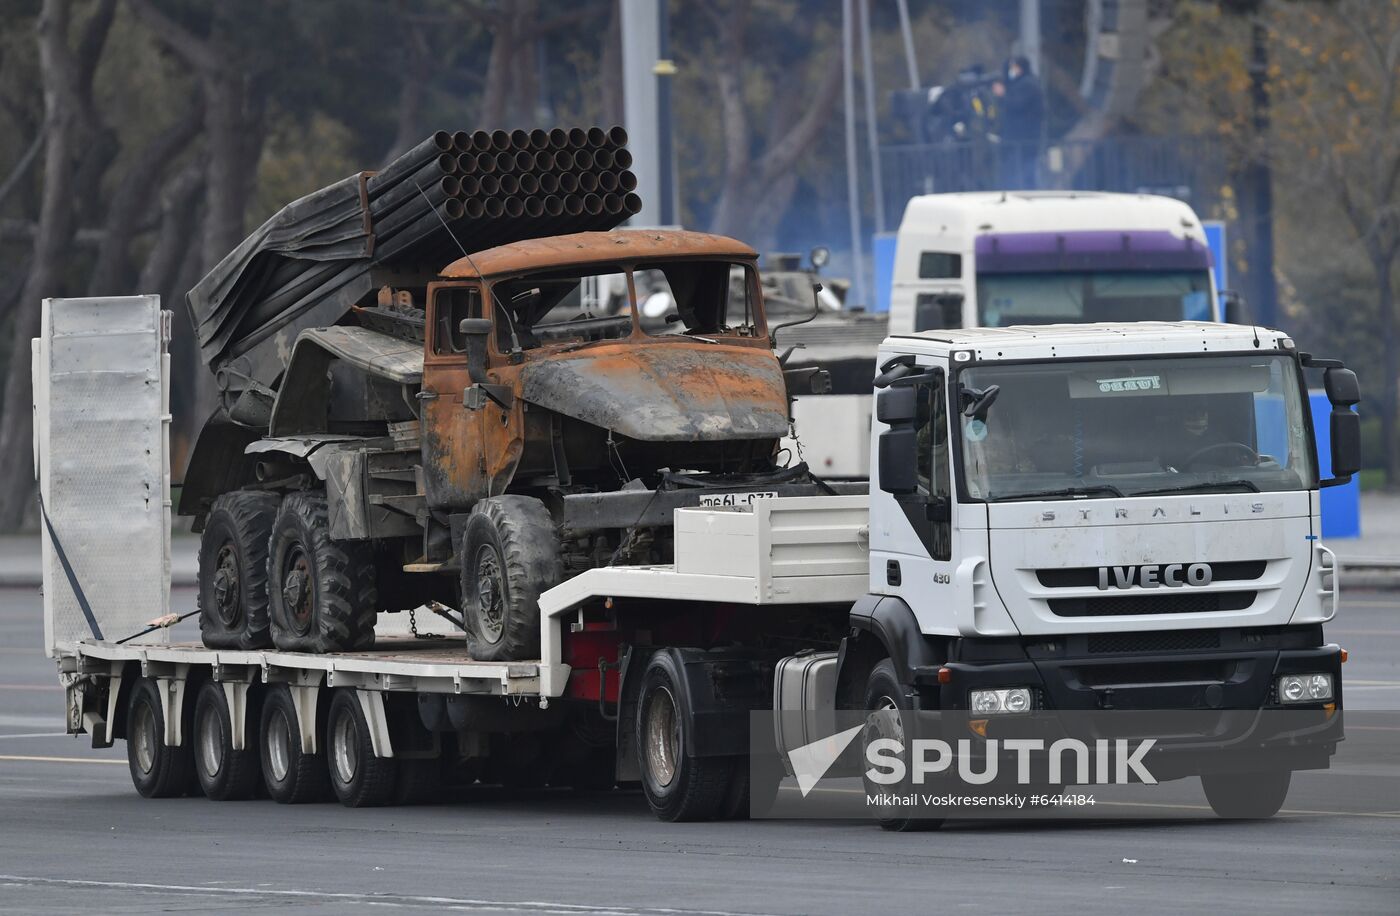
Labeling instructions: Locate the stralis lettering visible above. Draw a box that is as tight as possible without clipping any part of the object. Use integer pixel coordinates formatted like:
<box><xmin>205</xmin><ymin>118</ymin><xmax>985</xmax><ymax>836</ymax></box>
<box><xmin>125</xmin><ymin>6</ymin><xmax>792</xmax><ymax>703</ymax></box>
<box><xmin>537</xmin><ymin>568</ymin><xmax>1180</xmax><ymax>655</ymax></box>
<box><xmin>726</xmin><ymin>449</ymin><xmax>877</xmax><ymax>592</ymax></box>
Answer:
<box><xmin>1097</xmin><ymin>563</ymin><xmax>1213</xmax><ymax>590</ymax></box>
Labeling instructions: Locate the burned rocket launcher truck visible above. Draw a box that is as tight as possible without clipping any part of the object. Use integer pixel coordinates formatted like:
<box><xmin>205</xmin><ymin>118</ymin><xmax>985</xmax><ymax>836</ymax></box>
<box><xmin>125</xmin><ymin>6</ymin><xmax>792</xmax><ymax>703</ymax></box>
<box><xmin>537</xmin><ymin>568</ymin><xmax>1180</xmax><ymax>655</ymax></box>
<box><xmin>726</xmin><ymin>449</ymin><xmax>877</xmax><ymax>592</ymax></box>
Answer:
<box><xmin>180</xmin><ymin>126</ymin><xmax>842</xmax><ymax>661</ymax></box>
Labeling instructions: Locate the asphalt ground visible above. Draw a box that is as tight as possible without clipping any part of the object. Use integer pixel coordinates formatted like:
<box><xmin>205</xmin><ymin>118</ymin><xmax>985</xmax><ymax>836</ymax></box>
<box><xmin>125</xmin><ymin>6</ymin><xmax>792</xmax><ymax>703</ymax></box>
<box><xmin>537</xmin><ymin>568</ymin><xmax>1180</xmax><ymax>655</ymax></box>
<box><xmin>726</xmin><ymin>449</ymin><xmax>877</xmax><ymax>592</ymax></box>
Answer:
<box><xmin>0</xmin><ymin>586</ymin><xmax>1396</xmax><ymax>915</ymax></box>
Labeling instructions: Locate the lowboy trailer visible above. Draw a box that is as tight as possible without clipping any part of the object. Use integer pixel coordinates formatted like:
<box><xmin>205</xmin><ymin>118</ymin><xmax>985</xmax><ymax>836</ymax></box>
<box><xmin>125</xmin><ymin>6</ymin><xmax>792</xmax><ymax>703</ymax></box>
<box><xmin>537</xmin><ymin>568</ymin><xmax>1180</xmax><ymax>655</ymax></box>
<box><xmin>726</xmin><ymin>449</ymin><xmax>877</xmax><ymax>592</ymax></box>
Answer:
<box><xmin>38</xmin><ymin>298</ymin><xmax>1357</xmax><ymax>824</ymax></box>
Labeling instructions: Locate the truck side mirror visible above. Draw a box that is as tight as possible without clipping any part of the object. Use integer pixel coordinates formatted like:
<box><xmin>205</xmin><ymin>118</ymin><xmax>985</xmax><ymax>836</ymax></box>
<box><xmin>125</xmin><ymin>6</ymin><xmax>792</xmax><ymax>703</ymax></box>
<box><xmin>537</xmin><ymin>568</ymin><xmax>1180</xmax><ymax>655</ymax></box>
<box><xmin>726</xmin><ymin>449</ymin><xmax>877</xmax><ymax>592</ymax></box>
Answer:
<box><xmin>1326</xmin><ymin>410</ymin><xmax>1361</xmax><ymax>483</ymax></box>
<box><xmin>876</xmin><ymin>387</ymin><xmax>919</xmax><ymax>495</ymax></box>
<box><xmin>1220</xmin><ymin>289</ymin><xmax>1247</xmax><ymax>325</ymax></box>
<box><xmin>1321</xmin><ymin>366</ymin><xmax>1362</xmax><ymax>486</ymax></box>
<box><xmin>878</xmin><ymin>427</ymin><xmax>919</xmax><ymax>495</ymax></box>
<box><xmin>1323</xmin><ymin>367</ymin><xmax>1359</xmax><ymax>407</ymax></box>
<box><xmin>459</xmin><ymin>317</ymin><xmax>493</xmax><ymax>379</ymax></box>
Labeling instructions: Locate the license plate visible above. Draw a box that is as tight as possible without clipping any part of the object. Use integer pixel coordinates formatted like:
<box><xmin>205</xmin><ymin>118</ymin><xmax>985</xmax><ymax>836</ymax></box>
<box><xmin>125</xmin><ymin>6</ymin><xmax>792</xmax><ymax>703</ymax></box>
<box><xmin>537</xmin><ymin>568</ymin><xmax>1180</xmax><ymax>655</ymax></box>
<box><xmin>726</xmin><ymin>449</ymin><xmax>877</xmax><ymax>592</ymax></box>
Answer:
<box><xmin>698</xmin><ymin>491</ymin><xmax>778</xmax><ymax>508</ymax></box>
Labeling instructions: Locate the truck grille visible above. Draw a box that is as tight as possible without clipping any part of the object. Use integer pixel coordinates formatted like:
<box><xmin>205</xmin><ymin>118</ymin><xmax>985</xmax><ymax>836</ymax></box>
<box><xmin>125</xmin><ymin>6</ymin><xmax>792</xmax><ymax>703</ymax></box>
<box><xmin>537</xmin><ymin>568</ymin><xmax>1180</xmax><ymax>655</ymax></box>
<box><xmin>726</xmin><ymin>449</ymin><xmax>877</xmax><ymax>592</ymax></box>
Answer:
<box><xmin>1036</xmin><ymin>561</ymin><xmax>1266</xmax><ymax>589</ymax></box>
<box><xmin>1048</xmin><ymin>591</ymin><xmax>1256</xmax><ymax>617</ymax></box>
<box><xmin>1086</xmin><ymin>630</ymin><xmax>1221</xmax><ymax>654</ymax></box>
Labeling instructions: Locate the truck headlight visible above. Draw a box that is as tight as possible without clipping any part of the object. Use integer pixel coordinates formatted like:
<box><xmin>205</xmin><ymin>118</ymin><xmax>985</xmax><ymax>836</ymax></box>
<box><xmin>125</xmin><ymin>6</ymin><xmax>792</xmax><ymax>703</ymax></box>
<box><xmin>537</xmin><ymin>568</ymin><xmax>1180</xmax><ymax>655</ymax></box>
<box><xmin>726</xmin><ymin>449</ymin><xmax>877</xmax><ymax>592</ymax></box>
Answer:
<box><xmin>1277</xmin><ymin>673</ymin><xmax>1333</xmax><ymax>704</ymax></box>
<box><xmin>970</xmin><ymin>687</ymin><xmax>1032</xmax><ymax>715</ymax></box>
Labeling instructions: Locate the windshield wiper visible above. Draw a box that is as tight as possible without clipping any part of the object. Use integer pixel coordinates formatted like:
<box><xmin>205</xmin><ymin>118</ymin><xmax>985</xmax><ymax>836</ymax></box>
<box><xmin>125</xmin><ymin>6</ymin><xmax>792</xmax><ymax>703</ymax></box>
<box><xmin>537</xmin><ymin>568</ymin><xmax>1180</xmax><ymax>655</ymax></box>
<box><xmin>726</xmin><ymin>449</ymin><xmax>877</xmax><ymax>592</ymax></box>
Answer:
<box><xmin>1132</xmin><ymin>479</ymin><xmax>1262</xmax><ymax>497</ymax></box>
<box><xmin>991</xmin><ymin>484</ymin><xmax>1124</xmax><ymax>501</ymax></box>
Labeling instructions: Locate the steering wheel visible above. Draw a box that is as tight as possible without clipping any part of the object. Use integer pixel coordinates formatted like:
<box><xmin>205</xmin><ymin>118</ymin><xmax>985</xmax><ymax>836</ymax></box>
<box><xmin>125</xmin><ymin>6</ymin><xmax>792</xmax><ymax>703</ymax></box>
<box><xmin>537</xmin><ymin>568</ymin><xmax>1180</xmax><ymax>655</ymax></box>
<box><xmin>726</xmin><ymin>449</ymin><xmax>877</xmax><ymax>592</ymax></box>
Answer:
<box><xmin>1183</xmin><ymin>441</ymin><xmax>1259</xmax><ymax>469</ymax></box>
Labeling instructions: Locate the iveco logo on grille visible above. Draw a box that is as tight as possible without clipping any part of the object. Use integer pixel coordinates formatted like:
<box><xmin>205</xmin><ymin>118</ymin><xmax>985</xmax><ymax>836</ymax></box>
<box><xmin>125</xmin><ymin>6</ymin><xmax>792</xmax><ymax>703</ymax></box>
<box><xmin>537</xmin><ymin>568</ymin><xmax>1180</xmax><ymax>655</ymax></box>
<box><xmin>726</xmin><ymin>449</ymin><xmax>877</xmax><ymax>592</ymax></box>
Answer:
<box><xmin>1097</xmin><ymin>563</ymin><xmax>1213</xmax><ymax>590</ymax></box>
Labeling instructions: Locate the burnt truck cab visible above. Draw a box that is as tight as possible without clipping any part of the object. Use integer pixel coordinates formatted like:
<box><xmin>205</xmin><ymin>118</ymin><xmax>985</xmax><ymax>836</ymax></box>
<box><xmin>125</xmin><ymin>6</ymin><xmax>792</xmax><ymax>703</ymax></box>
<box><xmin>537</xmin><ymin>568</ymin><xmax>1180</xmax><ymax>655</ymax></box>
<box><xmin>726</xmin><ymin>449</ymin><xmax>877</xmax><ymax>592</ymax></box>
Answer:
<box><xmin>419</xmin><ymin>231</ymin><xmax>789</xmax><ymax>512</ymax></box>
<box><xmin>182</xmin><ymin>229</ymin><xmax>855</xmax><ymax>660</ymax></box>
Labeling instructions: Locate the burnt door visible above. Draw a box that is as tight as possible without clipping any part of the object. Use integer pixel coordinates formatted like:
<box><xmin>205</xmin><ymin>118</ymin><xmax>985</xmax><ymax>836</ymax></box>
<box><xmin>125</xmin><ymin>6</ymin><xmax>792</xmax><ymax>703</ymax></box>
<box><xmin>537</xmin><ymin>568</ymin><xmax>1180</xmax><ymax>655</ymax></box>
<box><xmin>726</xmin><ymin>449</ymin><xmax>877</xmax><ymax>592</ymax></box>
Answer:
<box><xmin>421</xmin><ymin>283</ymin><xmax>489</xmax><ymax>509</ymax></box>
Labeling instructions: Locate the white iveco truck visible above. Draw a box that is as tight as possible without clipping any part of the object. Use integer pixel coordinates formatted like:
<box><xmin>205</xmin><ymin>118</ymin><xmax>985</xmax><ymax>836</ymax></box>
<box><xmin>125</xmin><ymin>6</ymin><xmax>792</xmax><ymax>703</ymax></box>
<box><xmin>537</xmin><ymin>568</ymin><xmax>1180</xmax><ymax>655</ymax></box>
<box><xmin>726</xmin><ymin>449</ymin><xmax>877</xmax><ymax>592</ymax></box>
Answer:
<box><xmin>38</xmin><ymin>297</ymin><xmax>1356</xmax><ymax>825</ymax></box>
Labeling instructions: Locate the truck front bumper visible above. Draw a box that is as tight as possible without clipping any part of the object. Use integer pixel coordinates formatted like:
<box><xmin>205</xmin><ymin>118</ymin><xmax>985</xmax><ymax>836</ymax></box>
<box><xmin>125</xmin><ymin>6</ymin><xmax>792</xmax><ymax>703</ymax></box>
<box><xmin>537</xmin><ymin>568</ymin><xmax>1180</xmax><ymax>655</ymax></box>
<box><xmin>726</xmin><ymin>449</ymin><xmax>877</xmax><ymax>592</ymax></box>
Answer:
<box><xmin>913</xmin><ymin>626</ymin><xmax>1344</xmax><ymax>778</ymax></box>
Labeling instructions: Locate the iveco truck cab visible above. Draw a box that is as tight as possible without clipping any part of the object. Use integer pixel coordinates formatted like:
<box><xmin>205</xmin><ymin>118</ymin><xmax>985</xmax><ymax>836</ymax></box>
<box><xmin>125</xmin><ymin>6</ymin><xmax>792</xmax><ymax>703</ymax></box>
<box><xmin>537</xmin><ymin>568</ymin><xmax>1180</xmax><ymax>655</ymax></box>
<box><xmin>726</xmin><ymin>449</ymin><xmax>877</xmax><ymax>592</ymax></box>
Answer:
<box><xmin>843</xmin><ymin>318</ymin><xmax>1354</xmax><ymax>724</ymax></box>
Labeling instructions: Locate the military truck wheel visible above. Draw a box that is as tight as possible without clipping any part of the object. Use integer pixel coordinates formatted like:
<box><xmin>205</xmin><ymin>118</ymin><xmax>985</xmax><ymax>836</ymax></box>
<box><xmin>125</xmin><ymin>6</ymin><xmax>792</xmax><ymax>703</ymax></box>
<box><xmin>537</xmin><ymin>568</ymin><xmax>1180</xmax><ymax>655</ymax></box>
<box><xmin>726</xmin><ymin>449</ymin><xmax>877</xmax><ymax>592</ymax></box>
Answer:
<box><xmin>268</xmin><ymin>492</ymin><xmax>378</xmax><ymax>653</ymax></box>
<box><xmin>460</xmin><ymin>496</ymin><xmax>561</xmax><ymax>661</ymax></box>
<box><xmin>198</xmin><ymin>491</ymin><xmax>280</xmax><ymax>649</ymax></box>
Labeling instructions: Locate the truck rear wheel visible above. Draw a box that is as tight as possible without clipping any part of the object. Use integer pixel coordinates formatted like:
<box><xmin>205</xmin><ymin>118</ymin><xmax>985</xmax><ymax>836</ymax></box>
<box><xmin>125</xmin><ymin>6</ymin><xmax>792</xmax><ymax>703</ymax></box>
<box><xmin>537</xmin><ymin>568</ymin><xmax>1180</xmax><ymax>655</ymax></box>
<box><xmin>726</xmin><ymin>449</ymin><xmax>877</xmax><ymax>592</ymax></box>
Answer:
<box><xmin>1202</xmin><ymin>769</ymin><xmax>1292</xmax><ymax>819</ymax></box>
<box><xmin>192</xmin><ymin>680</ymin><xmax>260</xmax><ymax>800</ymax></box>
<box><xmin>460</xmin><ymin>496</ymin><xmax>561</xmax><ymax>661</ymax></box>
<box><xmin>259</xmin><ymin>685</ymin><xmax>331</xmax><ymax>804</ymax></box>
<box><xmin>636</xmin><ymin>651</ymin><xmax>732</xmax><ymax>821</ymax></box>
<box><xmin>198</xmin><ymin>491</ymin><xmax>280</xmax><ymax>649</ymax></box>
<box><xmin>268</xmin><ymin>492</ymin><xmax>378</xmax><ymax>653</ymax></box>
<box><xmin>326</xmin><ymin>690</ymin><xmax>398</xmax><ymax>807</ymax></box>
<box><xmin>126</xmin><ymin>677</ymin><xmax>195</xmax><ymax>799</ymax></box>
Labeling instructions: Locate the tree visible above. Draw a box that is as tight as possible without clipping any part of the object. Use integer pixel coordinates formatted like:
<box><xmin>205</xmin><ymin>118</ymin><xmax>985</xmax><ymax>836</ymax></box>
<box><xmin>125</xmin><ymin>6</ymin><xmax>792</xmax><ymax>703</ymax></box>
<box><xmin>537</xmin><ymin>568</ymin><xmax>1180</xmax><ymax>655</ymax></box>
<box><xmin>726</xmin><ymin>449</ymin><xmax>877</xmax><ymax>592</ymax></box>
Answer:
<box><xmin>700</xmin><ymin>0</ymin><xmax>840</xmax><ymax>247</ymax></box>
<box><xmin>1265</xmin><ymin>0</ymin><xmax>1400</xmax><ymax>482</ymax></box>
<box><xmin>0</xmin><ymin>0</ymin><xmax>116</xmax><ymax>529</ymax></box>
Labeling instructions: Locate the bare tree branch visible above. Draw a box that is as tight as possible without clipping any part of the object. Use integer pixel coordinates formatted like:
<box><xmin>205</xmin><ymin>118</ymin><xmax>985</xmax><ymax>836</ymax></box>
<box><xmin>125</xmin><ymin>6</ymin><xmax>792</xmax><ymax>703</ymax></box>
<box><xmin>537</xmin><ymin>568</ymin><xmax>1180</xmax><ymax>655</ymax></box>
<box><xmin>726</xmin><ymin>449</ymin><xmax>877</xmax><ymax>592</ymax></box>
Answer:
<box><xmin>0</xmin><ymin>128</ymin><xmax>45</xmax><ymax>211</ymax></box>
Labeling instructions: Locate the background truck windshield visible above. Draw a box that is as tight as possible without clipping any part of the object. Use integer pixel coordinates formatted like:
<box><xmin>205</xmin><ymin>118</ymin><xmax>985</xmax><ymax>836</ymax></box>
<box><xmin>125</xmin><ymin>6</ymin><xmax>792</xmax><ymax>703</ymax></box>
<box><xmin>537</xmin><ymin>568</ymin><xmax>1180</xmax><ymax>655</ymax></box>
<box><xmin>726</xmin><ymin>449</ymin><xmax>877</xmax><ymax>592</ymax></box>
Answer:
<box><xmin>976</xmin><ymin>270</ymin><xmax>1213</xmax><ymax>326</ymax></box>
<box><xmin>956</xmin><ymin>354</ymin><xmax>1314</xmax><ymax>501</ymax></box>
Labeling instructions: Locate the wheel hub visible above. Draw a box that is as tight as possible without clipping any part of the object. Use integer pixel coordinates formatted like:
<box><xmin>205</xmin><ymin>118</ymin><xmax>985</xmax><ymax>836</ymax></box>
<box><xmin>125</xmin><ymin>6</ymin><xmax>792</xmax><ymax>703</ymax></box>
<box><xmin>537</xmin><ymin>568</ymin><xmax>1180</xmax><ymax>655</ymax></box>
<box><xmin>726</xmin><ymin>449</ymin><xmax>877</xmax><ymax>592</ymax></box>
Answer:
<box><xmin>281</xmin><ymin>546</ymin><xmax>313</xmax><ymax>634</ymax></box>
<box><xmin>474</xmin><ymin>546</ymin><xmax>506</xmax><ymax>643</ymax></box>
<box><xmin>212</xmin><ymin>543</ymin><xmax>241</xmax><ymax>627</ymax></box>
<box><xmin>643</xmin><ymin>685</ymin><xmax>680</xmax><ymax>788</ymax></box>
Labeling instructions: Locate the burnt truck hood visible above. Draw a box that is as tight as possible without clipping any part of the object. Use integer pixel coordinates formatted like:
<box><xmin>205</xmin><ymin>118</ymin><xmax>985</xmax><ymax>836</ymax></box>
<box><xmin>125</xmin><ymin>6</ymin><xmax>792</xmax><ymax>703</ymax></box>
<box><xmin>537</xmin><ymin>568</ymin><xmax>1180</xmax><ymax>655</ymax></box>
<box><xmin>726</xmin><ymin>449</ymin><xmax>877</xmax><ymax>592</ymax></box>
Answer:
<box><xmin>520</xmin><ymin>341</ymin><xmax>789</xmax><ymax>441</ymax></box>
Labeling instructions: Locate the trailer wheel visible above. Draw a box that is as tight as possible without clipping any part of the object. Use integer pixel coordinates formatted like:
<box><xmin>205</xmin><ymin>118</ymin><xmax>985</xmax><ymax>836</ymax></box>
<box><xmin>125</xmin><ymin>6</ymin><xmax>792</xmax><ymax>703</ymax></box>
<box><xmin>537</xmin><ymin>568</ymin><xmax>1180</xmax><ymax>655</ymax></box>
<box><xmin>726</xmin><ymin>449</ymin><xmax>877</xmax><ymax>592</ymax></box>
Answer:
<box><xmin>1202</xmin><ymin>769</ymin><xmax>1292</xmax><ymax>819</ymax></box>
<box><xmin>192</xmin><ymin>680</ymin><xmax>261</xmax><ymax>800</ymax></box>
<box><xmin>268</xmin><ymin>491</ymin><xmax>378</xmax><ymax>653</ymax></box>
<box><xmin>460</xmin><ymin>496</ymin><xmax>561</xmax><ymax>661</ymax></box>
<box><xmin>197</xmin><ymin>490</ymin><xmax>280</xmax><ymax>649</ymax></box>
<box><xmin>636</xmin><ymin>652</ymin><xmax>731</xmax><ymax>821</ymax></box>
<box><xmin>326</xmin><ymin>690</ymin><xmax>398</xmax><ymax>807</ymax></box>
<box><xmin>259</xmin><ymin>685</ymin><xmax>331</xmax><ymax>804</ymax></box>
<box><xmin>126</xmin><ymin>678</ymin><xmax>195</xmax><ymax>799</ymax></box>
<box><xmin>863</xmin><ymin>659</ymin><xmax>943</xmax><ymax>832</ymax></box>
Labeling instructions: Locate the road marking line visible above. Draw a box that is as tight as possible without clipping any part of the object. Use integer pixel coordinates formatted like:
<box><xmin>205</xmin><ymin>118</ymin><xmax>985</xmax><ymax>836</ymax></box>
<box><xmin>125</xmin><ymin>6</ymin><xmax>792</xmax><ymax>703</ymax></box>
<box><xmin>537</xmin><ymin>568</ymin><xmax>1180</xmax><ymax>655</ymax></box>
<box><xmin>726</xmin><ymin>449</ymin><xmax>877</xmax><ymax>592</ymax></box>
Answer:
<box><xmin>0</xmin><ymin>755</ymin><xmax>124</xmax><ymax>765</ymax></box>
<box><xmin>0</xmin><ymin>733</ymin><xmax>70</xmax><ymax>739</ymax></box>
<box><xmin>1347</xmin><ymin>725</ymin><xmax>1400</xmax><ymax>732</ymax></box>
<box><xmin>0</xmin><ymin>684</ymin><xmax>62</xmax><ymax>692</ymax></box>
<box><xmin>0</xmin><ymin>876</ymin><xmax>785</xmax><ymax>916</ymax></box>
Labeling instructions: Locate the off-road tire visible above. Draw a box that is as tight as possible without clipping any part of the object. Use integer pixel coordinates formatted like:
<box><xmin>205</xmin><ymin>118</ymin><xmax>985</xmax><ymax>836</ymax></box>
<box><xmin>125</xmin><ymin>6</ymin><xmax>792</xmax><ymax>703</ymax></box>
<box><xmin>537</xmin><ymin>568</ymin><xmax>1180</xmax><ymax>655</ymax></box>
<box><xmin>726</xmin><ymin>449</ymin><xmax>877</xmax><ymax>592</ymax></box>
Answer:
<box><xmin>259</xmin><ymin>684</ymin><xmax>331</xmax><ymax>804</ymax></box>
<box><xmin>636</xmin><ymin>651</ymin><xmax>732</xmax><ymax>822</ymax></box>
<box><xmin>460</xmin><ymin>496</ymin><xmax>561</xmax><ymax>661</ymax></box>
<box><xmin>267</xmin><ymin>491</ymin><xmax>378</xmax><ymax>653</ymax></box>
<box><xmin>198</xmin><ymin>491</ymin><xmax>280</xmax><ymax>649</ymax></box>
<box><xmin>192</xmin><ymin>680</ymin><xmax>261</xmax><ymax>800</ymax></box>
<box><xmin>126</xmin><ymin>677</ymin><xmax>195</xmax><ymax>799</ymax></box>
<box><xmin>864</xmin><ymin>659</ymin><xmax>944</xmax><ymax>832</ymax></box>
<box><xmin>1202</xmin><ymin>769</ymin><xmax>1292</xmax><ymax>819</ymax></box>
<box><xmin>326</xmin><ymin>690</ymin><xmax>398</xmax><ymax>807</ymax></box>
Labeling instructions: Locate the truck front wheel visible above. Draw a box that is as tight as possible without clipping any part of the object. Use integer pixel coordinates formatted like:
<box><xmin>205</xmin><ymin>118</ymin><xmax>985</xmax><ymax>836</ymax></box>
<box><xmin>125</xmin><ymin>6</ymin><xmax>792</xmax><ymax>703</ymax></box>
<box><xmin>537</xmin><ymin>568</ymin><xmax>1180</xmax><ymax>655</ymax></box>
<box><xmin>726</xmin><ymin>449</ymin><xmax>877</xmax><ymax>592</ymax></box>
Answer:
<box><xmin>863</xmin><ymin>659</ymin><xmax>943</xmax><ymax>832</ymax></box>
<box><xmin>1202</xmin><ymin>769</ymin><xmax>1292</xmax><ymax>819</ymax></box>
<box><xmin>198</xmin><ymin>491</ymin><xmax>280</xmax><ymax>649</ymax></box>
<box><xmin>636</xmin><ymin>651</ymin><xmax>732</xmax><ymax>821</ymax></box>
<box><xmin>267</xmin><ymin>492</ymin><xmax>378</xmax><ymax>653</ymax></box>
<box><xmin>460</xmin><ymin>496</ymin><xmax>561</xmax><ymax>661</ymax></box>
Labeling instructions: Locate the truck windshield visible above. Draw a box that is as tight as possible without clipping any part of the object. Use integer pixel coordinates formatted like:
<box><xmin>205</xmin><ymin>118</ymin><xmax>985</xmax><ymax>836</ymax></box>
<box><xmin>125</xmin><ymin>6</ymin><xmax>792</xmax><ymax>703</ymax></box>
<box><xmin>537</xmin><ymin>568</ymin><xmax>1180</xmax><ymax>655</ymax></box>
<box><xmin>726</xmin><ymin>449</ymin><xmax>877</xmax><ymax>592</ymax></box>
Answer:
<box><xmin>955</xmin><ymin>354</ymin><xmax>1314</xmax><ymax>502</ymax></box>
<box><xmin>976</xmin><ymin>270</ymin><xmax>1213</xmax><ymax>327</ymax></box>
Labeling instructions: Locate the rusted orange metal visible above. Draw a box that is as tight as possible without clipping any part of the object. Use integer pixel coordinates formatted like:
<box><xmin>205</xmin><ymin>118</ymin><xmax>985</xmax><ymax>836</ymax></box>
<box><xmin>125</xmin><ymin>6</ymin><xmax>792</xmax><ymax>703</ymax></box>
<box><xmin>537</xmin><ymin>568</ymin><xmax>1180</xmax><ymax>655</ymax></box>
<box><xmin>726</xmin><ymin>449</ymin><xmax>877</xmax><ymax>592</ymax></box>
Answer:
<box><xmin>440</xmin><ymin>229</ymin><xmax>758</xmax><ymax>279</ymax></box>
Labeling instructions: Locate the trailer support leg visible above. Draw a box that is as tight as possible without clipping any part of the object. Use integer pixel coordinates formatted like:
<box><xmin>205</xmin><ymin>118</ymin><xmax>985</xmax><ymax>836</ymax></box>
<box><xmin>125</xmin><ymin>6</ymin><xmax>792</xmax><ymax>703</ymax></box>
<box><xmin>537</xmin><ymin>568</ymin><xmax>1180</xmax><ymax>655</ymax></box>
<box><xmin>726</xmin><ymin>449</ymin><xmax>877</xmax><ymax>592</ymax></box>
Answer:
<box><xmin>222</xmin><ymin>681</ymin><xmax>252</xmax><ymax>751</ymax></box>
<box><xmin>289</xmin><ymin>684</ymin><xmax>320</xmax><ymax>755</ymax></box>
<box><xmin>356</xmin><ymin>690</ymin><xmax>395</xmax><ymax>759</ymax></box>
<box><xmin>155</xmin><ymin>665</ymin><xmax>190</xmax><ymax>747</ymax></box>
